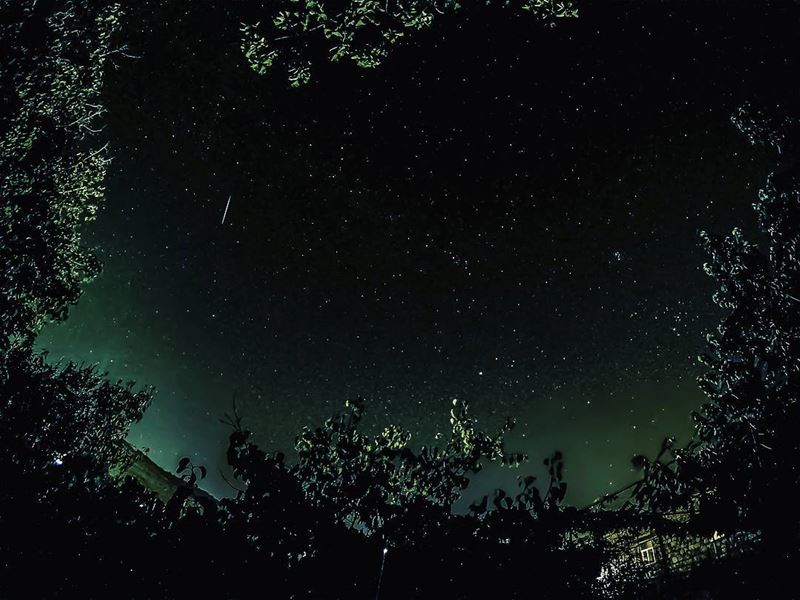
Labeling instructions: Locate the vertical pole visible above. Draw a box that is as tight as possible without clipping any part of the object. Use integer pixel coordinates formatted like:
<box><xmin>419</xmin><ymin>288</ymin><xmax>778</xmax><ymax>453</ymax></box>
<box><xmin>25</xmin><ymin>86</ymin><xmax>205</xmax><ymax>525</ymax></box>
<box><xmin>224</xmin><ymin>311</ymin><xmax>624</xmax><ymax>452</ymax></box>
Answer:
<box><xmin>375</xmin><ymin>547</ymin><xmax>388</xmax><ymax>600</ymax></box>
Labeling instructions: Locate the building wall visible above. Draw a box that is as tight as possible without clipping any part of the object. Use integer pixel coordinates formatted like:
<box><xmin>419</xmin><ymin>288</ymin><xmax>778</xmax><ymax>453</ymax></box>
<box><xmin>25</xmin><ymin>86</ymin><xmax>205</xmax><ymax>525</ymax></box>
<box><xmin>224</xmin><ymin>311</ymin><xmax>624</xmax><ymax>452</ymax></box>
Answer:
<box><xmin>109</xmin><ymin>442</ymin><xmax>201</xmax><ymax>504</ymax></box>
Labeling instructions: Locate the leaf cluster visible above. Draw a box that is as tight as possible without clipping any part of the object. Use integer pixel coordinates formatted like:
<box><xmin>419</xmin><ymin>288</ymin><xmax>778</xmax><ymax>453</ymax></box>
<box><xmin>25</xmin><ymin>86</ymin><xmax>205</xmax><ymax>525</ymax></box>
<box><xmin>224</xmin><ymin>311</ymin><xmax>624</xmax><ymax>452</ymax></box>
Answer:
<box><xmin>240</xmin><ymin>0</ymin><xmax>578</xmax><ymax>86</ymax></box>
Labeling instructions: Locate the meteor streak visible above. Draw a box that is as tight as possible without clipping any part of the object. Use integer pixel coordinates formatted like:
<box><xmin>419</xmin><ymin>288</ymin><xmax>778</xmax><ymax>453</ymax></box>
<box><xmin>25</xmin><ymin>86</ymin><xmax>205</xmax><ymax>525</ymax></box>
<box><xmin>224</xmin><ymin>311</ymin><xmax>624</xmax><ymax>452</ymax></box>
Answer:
<box><xmin>221</xmin><ymin>195</ymin><xmax>231</xmax><ymax>224</ymax></box>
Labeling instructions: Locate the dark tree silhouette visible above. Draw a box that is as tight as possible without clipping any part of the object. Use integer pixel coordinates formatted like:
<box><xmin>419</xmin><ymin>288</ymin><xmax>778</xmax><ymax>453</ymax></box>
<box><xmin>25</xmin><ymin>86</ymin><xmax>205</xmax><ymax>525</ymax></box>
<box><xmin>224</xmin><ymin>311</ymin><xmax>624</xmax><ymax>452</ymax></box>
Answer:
<box><xmin>0</xmin><ymin>5</ymin><xmax>161</xmax><ymax>594</ymax></box>
<box><xmin>633</xmin><ymin>105</ymin><xmax>800</xmax><ymax>563</ymax></box>
<box><xmin>220</xmin><ymin>398</ymin><xmax>606</xmax><ymax>599</ymax></box>
<box><xmin>292</xmin><ymin>397</ymin><xmax>525</xmax><ymax>544</ymax></box>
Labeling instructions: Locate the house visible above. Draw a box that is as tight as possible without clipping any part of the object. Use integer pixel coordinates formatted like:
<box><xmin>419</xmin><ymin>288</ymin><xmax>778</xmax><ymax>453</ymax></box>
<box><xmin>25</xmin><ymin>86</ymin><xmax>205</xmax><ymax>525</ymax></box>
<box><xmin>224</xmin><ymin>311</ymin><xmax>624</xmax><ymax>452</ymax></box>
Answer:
<box><xmin>589</xmin><ymin>488</ymin><xmax>761</xmax><ymax>596</ymax></box>
<box><xmin>109</xmin><ymin>441</ymin><xmax>216</xmax><ymax>506</ymax></box>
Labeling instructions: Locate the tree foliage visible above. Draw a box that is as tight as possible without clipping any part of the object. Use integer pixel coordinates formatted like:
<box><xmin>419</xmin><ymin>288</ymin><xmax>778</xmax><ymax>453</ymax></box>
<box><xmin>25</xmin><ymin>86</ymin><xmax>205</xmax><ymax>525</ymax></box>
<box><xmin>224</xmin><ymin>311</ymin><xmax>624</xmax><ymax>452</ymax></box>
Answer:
<box><xmin>291</xmin><ymin>397</ymin><xmax>525</xmax><ymax>543</ymax></box>
<box><xmin>0</xmin><ymin>5</ymin><xmax>160</xmax><ymax>592</ymax></box>
<box><xmin>0</xmin><ymin>0</ymin><xmax>122</xmax><ymax>349</ymax></box>
<box><xmin>240</xmin><ymin>0</ymin><xmax>578</xmax><ymax>87</ymax></box>
<box><xmin>1</xmin><ymin>347</ymin><xmax>152</xmax><ymax>466</ymax></box>
<box><xmin>632</xmin><ymin>105</ymin><xmax>800</xmax><ymax>545</ymax></box>
<box><xmin>219</xmin><ymin>398</ymin><xmax>604</xmax><ymax>598</ymax></box>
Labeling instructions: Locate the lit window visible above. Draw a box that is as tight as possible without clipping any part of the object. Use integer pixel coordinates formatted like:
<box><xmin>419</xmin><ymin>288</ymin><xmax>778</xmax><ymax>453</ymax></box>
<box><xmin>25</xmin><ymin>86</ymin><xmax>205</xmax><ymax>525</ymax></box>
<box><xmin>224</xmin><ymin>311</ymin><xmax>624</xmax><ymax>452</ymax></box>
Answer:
<box><xmin>640</xmin><ymin>539</ymin><xmax>657</xmax><ymax>565</ymax></box>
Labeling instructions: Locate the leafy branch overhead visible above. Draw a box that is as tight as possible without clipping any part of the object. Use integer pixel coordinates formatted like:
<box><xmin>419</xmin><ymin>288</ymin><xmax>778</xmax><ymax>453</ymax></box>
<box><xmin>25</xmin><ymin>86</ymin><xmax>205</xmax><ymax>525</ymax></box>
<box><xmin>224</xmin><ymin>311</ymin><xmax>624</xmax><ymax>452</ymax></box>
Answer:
<box><xmin>240</xmin><ymin>0</ymin><xmax>578</xmax><ymax>87</ymax></box>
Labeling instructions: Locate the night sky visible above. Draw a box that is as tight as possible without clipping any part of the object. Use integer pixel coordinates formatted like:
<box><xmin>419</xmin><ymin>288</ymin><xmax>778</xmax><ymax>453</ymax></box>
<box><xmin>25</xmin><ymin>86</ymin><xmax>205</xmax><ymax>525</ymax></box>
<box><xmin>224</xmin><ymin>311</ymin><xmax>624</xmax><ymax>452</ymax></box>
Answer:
<box><xmin>37</xmin><ymin>1</ymin><xmax>800</xmax><ymax>505</ymax></box>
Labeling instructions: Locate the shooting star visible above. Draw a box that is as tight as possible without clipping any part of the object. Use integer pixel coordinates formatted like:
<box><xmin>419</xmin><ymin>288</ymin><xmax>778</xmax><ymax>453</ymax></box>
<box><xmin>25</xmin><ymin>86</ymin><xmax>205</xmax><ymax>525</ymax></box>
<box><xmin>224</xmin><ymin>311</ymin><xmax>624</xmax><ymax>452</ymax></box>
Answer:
<box><xmin>221</xmin><ymin>195</ymin><xmax>232</xmax><ymax>225</ymax></box>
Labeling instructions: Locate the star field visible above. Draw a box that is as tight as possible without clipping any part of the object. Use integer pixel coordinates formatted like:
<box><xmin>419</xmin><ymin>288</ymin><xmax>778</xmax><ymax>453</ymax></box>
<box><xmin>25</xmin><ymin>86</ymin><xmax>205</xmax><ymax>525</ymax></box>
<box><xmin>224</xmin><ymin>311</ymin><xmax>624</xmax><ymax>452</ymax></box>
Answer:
<box><xmin>38</xmin><ymin>0</ymin><xmax>800</xmax><ymax>504</ymax></box>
